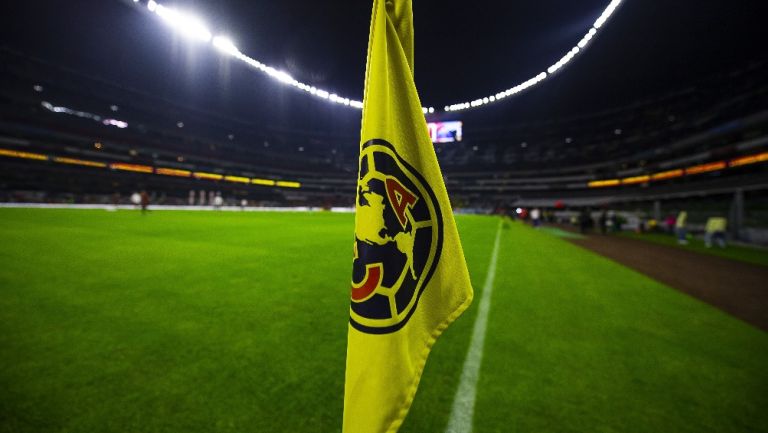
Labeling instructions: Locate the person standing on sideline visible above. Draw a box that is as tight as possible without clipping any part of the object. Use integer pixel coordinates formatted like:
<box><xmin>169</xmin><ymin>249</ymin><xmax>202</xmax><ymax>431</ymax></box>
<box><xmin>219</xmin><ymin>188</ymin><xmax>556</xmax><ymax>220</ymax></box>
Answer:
<box><xmin>130</xmin><ymin>191</ymin><xmax>141</xmax><ymax>209</ymax></box>
<box><xmin>675</xmin><ymin>211</ymin><xmax>688</xmax><ymax>244</ymax></box>
<box><xmin>579</xmin><ymin>208</ymin><xmax>592</xmax><ymax>234</ymax></box>
<box><xmin>599</xmin><ymin>211</ymin><xmax>607</xmax><ymax>234</ymax></box>
<box><xmin>140</xmin><ymin>190</ymin><xmax>150</xmax><ymax>214</ymax></box>
<box><xmin>705</xmin><ymin>217</ymin><xmax>727</xmax><ymax>248</ymax></box>
<box><xmin>608</xmin><ymin>210</ymin><xmax>619</xmax><ymax>232</ymax></box>
<box><xmin>531</xmin><ymin>208</ymin><xmax>541</xmax><ymax>228</ymax></box>
<box><xmin>213</xmin><ymin>193</ymin><xmax>224</xmax><ymax>210</ymax></box>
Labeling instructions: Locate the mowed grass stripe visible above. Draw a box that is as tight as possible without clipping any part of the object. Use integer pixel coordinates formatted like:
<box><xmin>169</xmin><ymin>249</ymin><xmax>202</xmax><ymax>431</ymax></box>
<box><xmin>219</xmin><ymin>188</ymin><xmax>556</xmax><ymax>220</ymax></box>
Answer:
<box><xmin>0</xmin><ymin>210</ymin><xmax>354</xmax><ymax>433</ymax></box>
<box><xmin>474</xmin><ymin>221</ymin><xmax>768</xmax><ymax>433</ymax></box>
<box><xmin>2</xmin><ymin>210</ymin><xmax>766</xmax><ymax>433</ymax></box>
<box><xmin>0</xmin><ymin>209</ymin><xmax>501</xmax><ymax>433</ymax></box>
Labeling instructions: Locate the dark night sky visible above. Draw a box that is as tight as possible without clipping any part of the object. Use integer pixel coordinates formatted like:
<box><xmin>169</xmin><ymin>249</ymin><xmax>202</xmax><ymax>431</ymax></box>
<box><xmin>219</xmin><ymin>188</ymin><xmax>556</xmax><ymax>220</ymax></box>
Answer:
<box><xmin>1</xmin><ymin>0</ymin><xmax>766</xmax><ymax>132</ymax></box>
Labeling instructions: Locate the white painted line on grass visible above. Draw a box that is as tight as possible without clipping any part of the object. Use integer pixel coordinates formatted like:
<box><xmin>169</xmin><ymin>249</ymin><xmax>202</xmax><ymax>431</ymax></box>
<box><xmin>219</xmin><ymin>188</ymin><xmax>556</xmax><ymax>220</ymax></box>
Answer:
<box><xmin>445</xmin><ymin>219</ymin><xmax>503</xmax><ymax>433</ymax></box>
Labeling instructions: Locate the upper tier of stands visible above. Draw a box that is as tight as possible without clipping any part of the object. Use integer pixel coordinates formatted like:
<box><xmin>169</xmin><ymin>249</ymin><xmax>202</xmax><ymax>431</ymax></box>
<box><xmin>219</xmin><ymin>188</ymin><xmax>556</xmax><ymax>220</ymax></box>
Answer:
<box><xmin>1</xmin><ymin>49</ymin><xmax>766</xmax><ymax>207</ymax></box>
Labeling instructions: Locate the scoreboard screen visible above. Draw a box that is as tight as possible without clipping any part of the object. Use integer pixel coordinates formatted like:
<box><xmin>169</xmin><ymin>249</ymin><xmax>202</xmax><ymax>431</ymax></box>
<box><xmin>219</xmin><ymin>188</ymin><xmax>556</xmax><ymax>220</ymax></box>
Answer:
<box><xmin>427</xmin><ymin>121</ymin><xmax>462</xmax><ymax>143</ymax></box>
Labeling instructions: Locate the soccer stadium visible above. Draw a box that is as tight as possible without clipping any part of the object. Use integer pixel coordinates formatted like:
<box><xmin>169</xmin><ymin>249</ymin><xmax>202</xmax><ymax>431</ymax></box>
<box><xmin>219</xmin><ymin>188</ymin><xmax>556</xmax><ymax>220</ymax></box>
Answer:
<box><xmin>1</xmin><ymin>1</ymin><xmax>766</xmax><ymax>432</ymax></box>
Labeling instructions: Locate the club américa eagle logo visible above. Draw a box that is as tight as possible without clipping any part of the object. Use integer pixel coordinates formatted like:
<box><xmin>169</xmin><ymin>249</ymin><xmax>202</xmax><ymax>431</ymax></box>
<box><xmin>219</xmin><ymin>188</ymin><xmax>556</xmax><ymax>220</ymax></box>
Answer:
<box><xmin>350</xmin><ymin>139</ymin><xmax>443</xmax><ymax>334</ymax></box>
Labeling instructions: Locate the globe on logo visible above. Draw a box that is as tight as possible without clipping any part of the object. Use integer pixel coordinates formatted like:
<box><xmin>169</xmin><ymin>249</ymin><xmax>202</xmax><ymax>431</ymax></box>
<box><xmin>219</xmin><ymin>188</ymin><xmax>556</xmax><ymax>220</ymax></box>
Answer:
<box><xmin>350</xmin><ymin>139</ymin><xmax>443</xmax><ymax>334</ymax></box>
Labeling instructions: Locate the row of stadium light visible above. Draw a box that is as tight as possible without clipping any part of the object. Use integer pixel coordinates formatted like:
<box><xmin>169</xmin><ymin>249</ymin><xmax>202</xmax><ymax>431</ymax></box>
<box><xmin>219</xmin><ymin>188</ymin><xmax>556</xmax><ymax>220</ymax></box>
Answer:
<box><xmin>132</xmin><ymin>0</ymin><xmax>621</xmax><ymax>113</ymax></box>
<box><xmin>445</xmin><ymin>0</ymin><xmax>622</xmax><ymax>112</ymax></box>
<box><xmin>587</xmin><ymin>152</ymin><xmax>768</xmax><ymax>188</ymax></box>
<box><xmin>42</xmin><ymin>101</ymin><xmax>129</xmax><ymax>129</ymax></box>
<box><xmin>38</xmin><ymin>98</ymin><xmax>316</xmax><ymax>153</ymax></box>
<box><xmin>139</xmin><ymin>0</ymin><xmax>382</xmax><ymax>110</ymax></box>
<box><xmin>0</xmin><ymin>148</ymin><xmax>301</xmax><ymax>188</ymax></box>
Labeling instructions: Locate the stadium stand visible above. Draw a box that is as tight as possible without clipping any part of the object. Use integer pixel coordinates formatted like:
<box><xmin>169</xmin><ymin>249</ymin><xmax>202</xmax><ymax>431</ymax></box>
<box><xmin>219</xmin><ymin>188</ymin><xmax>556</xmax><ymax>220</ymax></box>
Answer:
<box><xmin>1</xmin><ymin>48</ymin><xmax>766</xmax><ymax>240</ymax></box>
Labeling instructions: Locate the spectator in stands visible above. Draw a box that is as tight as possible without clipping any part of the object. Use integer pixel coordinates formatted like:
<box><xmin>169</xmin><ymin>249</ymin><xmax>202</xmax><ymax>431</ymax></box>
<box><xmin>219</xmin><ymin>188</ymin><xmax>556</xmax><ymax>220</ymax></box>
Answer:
<box><xmin>705</xmin><ymin>217</ymin><xmax>728</xmax><ymax>248</ymax></box>
<box><xmin>675</xmin><ymin>211</ymin><xmax>688</xmax><ymax>244</ymax></box>
<box><xmin>543</xmin><ymin>209</ymin><xmax>553</xmax><ymax>223</ymax></box>
<box><xmin>665</xmin><ymin>214</ymin><xmax>676</xmax><ymax>234</ymax></box>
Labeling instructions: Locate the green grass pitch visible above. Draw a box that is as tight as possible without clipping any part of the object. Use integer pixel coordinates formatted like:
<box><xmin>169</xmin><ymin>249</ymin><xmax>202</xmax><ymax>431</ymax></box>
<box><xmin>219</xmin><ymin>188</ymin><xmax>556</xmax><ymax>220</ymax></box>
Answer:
<box><xmin>0</xmin><ymin>209</ymin><xmax>766</xmax><ymax>432</ymax></box>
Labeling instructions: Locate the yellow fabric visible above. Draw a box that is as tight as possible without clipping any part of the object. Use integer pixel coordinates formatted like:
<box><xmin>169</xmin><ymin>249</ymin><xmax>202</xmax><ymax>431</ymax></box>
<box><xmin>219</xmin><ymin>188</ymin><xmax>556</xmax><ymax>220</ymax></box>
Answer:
<box><xmin>706</xmin><ymin>217</ymin><xmax>727</xmax><ymax>233</ymax></box>
<box><xmin>343</xmin><ymin>1</ymin><xmax>474</xmax><ymax>432</ymax></box>
<box><xmin>676</xmin><ymin>211</ymin><xmax>687</xmax><ymax>228</ymax></box>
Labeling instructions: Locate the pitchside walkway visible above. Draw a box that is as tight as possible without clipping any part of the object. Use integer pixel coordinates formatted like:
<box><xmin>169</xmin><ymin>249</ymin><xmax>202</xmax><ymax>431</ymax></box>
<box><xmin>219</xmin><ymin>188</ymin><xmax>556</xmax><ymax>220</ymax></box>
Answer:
<box><xmin>567</xmin><ymin>232</ymin><xmax>768</xmax><ymax>331</ymax></box>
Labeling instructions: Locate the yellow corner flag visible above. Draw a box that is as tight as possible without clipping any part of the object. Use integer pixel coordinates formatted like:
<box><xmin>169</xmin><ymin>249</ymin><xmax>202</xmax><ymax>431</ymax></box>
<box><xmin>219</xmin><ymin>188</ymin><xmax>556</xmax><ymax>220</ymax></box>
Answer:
<box><xmin>343</xmin><ymin>0</ymin><xmax>474</xmax><ymax>431</ymax></box>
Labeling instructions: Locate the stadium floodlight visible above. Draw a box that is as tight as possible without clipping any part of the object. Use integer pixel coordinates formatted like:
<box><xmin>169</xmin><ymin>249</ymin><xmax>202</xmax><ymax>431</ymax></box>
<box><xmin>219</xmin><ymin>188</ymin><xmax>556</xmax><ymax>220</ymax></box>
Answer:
<box><xmin>41</xmin><ymin>101</ymin><xmax>129</xmax><ymax>129</ymax></box>
<box><xmin>134</xmin><ymin>0</ymin><xmax>621</xmax><ymax>113</ymax></box>
<box><xmin>133</xmin><ymin>0</ymin><xmax>428</xmax><ymax>113</ymax></box>
<box><xmin>594</xmin><ymin>0</ymin><xmax>623</xmax><ymax>29</ymax></box>
<box><xmin>212</xmin><ymin>36</ymin><xmax>239</xmax><ymax>56</ymax></box>
<box><xmin>444</xmin><ymin>0</ymin><xmax>622</xmax><ymax>112</ymax></box>
<box><xmin>547</xmin><ymin>46</ymin><xmax>580</xmax><ymax>74</ymax></box>
<box><xmin>265</xmin><ymin>67</ymin><xmax>296</xmax><ymax>85</ymax></box>
<box><xmin>153</xmin><ymin>4</ymin><xmax>212</xmax><ymax>42</ymax></box>
<box><xmin>577</xmin><ymin>28</ymin><xmax>598</xmax><ymax>49</ymax></box>
<box><xmin>103</xmin><ymin>119</ymin><xmax>128</xmax><ymax>128</ymax></box>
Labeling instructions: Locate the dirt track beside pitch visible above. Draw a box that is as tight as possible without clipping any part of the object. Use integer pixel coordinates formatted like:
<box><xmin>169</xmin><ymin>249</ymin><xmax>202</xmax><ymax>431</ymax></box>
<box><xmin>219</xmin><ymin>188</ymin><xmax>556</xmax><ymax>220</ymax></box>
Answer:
<box><xmin>567</xmin><ymin>233</ymin><xmax>768</xmax><ymax>332</ymax></box>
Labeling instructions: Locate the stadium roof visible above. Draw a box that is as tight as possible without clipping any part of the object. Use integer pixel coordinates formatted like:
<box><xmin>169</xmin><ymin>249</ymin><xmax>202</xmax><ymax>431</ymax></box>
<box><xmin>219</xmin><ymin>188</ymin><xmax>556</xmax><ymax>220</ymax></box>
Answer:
<box><xmin>0</xmin><ymin>0</ymin><xmax>766</xmax><ymax>132</ymax></box>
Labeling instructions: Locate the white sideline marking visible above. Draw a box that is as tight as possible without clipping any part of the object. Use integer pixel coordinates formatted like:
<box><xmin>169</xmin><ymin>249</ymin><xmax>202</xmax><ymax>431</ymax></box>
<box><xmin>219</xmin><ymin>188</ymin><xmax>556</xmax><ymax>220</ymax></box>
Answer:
<box><xmin>445</xmin><ymin>220</ymin><xmax>503</xmax><ymax>433</ymax></box>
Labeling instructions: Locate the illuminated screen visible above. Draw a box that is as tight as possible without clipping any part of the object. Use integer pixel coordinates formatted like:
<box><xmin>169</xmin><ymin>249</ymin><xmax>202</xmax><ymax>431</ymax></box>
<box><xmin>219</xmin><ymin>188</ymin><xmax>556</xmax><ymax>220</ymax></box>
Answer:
<box><xmin>427</xmin><ymin>121</ymin><xmax>463</xmax><ymax>143</ymax></box>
